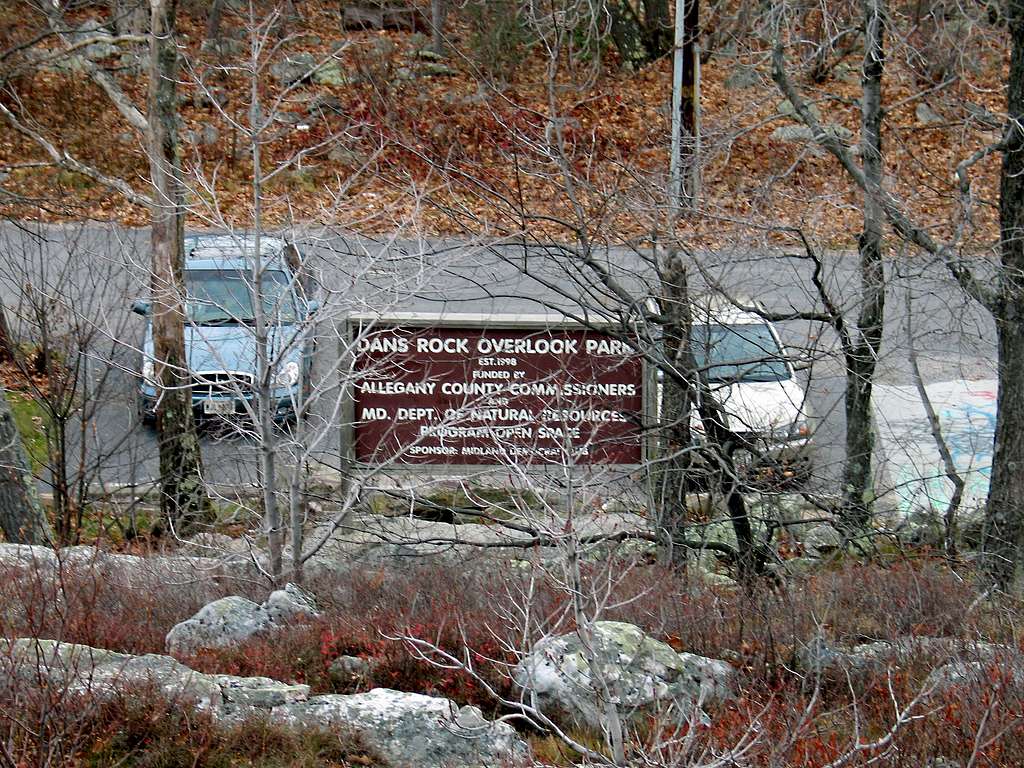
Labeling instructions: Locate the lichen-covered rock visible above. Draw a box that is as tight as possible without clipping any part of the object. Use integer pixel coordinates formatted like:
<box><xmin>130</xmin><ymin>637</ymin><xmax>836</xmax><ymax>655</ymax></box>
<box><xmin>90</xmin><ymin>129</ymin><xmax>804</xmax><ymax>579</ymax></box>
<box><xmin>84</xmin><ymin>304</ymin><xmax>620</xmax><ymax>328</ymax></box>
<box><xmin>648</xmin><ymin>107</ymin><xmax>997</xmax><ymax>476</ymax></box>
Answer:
<box><xmin>166</xmin><ymin>595</ymin><xmax>272</xmax><ymax>656</ymax></box>
<box><xmin>165</xmin><ymin>584</ymin><xmax>320</xmax><ymax>656</ymax></box>
<box><xmin>271</xmin><ymin>688</ymin><xmax>527</xmax><ymax>768</ymax></box>
<box><xmin>263</xmin><ymin>583</ymin><xmax>319</xmax><ymax>624</ymax></box>
<box><xmin>89</xmin><ymin>653</ymin><xmax>224</xmax><ymax>709</ymax></box>
<box><xmin>214</xmin><ymin>674</ymin><xmax>310</xmax><ymax>711</ymax></box>
<box><xmin>0</xmin><ymin>640</ymin><xmax>222</xmax><ymax>709</ymax></box>
<box><xmin>328</xmin><ymin>655</ymin><xmax>374</xmax><ymax>687</ymax></box>
<box><xmin>3</xmin><ymin>640</ymin><xmax>522</xmax><ymax>767</ymax></box>
<box><xmin>513</xmin><ymin>621</ymin><xmax>734</xmax><ymax>731</ymax></box>
<box><xmin>798</xmin><ymin>636</ymin><xmax>1021</xmax><ymax>681</ymax></box>
<box><xmin>0</xmin><ymin>544</ymin><xmax>58</xmax><ymax>571</ymax></box>
<box><xmin>270</xmin><ymin>53</ymin><xmax>315</xmax><ymax>85</ymax></box>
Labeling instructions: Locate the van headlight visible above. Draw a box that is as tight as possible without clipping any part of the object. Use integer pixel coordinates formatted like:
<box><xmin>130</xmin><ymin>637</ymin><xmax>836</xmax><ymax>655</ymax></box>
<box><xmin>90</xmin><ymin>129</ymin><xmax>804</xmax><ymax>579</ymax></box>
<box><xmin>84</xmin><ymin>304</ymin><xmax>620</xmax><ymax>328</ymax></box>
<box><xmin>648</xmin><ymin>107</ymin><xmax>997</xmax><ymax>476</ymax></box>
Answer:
<box><xmin>770</xmin><ymin>418</ymin><xmax>809</xmax><ymax>442</ymax></box>
<box><xmin>142</xmin><ymin>358</ymin><xmax>156</xmax><ymax>387</ymax></box>
<box><xmin>275</xmin><ymin>361</ymin><xmax>300</xmax><ymax>388</ymax></box>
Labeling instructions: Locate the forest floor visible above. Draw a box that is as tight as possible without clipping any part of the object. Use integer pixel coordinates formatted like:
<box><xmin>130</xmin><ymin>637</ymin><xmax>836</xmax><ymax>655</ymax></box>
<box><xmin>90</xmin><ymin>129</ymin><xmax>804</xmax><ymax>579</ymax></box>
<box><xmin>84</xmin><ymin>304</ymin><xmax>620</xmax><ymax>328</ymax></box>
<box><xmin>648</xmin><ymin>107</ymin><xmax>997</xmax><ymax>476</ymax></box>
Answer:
<box><xmin>0</xmin><ymin>2</ymin><xmax>1010</xmax><ymax>253</ymax></box>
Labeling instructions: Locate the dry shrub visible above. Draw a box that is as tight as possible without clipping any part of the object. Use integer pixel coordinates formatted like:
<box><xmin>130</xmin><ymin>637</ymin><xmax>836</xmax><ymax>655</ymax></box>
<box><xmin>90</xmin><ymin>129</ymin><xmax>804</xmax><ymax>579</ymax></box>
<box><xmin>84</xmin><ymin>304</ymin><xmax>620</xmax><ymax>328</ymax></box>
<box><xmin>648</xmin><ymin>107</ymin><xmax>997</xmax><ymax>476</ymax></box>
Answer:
<box><xmin>2</xmin><ymin>550</ymin><xmax>1021</xmax><ymax>764</ymax></box>
<box><xmin>0</xmin><ymin>557</ymin><xmax>254</xmax><ymax>654</ymax></box>
<box><xmin>0</xmin><ymin>681</ymin><xmax>378</xmax><ymax>768</ymax></box>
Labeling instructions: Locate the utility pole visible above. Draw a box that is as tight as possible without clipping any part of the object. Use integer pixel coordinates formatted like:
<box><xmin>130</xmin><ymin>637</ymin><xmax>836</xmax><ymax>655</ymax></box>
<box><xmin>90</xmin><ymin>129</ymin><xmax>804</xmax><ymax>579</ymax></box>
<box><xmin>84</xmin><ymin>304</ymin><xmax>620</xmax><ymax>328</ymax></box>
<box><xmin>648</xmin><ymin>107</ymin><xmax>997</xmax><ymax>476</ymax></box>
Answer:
<box><xmin>669</xmin><ymin>0</ymin><xmax>700</xmax><ymax>212</ymax></box>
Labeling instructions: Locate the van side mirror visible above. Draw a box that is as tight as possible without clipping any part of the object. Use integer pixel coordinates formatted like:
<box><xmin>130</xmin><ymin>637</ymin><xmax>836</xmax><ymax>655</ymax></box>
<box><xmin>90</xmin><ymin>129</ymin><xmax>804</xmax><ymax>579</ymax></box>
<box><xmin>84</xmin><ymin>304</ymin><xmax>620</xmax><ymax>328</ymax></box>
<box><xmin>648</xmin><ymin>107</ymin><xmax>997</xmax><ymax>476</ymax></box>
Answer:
<box><xmin>131</xmin><ymin>299</ymin><xmax>152</xmax><ymax>317</ymax></box>
<box><xmin>789</xmin><ymin>349</ymin><xmax>814</xmax><ymax>371</ymax></box>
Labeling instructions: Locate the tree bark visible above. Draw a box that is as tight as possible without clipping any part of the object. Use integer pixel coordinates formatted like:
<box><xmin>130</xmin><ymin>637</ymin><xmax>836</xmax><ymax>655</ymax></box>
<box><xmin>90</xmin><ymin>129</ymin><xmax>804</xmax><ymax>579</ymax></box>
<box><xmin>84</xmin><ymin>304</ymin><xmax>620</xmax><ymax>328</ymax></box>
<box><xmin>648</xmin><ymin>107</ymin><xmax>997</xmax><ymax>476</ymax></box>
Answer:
<box><xmin>148</xmin><ymin>0</ymin><xmax>208</xmax><ymax>534</ymax></box>
<box><xmin>0</xmin><ymin>385</ymin><xmax>52</xmax><ymax>545</ymax></box>
<box><xmin>0</xmin><ymin>305</ymin><xmax>13</xmax><ymax>363</ymax></box>
<box><xmin>609</xmin><ymin>2</ymin><xmax>654</xmax><ymax>68</ymax></box>
<box><xmin>656</xmin><ymin>248</ymin><xmax>696</xmax><ymax>561</ymax></box>
<box><xmin>430</xmin><ymin>0</ymin><xmax>447</xmax><ymax>56</ymax></box>
<box><xmin>984</xmin><ymin>0</ymin><xmax>1024</xmax><ymax>588</ymax></box>
<box><xmin>642</xmin><ymin>0</ymin><xmax>673</xmax><ymax>55</ymax></box>
<box><xmin>841</xmin><ymin>0</ymin><xmax>886</xmax><ymax>532</ymax></box>
<box><xmin>111</xmin><ymin>0</ymin><xmax>149</xmax><ymax>36</ymax></box>
<box><xmin>205</xmin><ymin>0</ymin><xmax>225</xmax><ymax>44</ymax></box>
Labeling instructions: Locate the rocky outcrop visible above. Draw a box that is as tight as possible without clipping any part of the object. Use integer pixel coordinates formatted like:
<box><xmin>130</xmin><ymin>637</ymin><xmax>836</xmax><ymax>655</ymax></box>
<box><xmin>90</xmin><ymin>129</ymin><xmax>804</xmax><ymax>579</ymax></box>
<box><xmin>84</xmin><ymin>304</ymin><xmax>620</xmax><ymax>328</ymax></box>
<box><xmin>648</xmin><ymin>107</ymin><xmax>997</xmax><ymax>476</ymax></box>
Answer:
<box><xmin>514</xmin><ymin>621</ymin><xmax>734</xmax><ymax>731</ymax></box>
<box><xmin>0</xmin><ymin>638</ymin><xmax>306</xmax><ymax>714</ymax></box>
<box><xmin>2</xmin><ymin>638</ymin><xmax>527</xmax><ymax>768</ymax></box>
<box><xmin>798</xmin><ymin>635</ymin><xmax>1021</xmax><ymax>681</ymax></box>
<box><xmin>166</xmin><ymin>584</ymin><xmax>320</xmax><ymax>656</ymax></box>
<box><xmin>272</xmin><ymin>689</ymin><xmax>525</xmax><ymax>768</ymax></box>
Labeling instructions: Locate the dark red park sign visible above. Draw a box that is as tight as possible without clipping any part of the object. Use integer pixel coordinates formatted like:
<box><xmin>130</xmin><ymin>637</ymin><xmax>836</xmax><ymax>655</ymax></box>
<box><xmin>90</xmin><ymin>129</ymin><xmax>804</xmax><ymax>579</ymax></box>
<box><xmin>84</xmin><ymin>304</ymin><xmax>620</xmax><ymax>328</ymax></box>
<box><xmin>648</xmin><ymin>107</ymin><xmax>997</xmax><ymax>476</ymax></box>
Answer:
<box><xmin>353</xmin><ymin>325</ymin><xmax>644</xmax><ymax>465</ymax></box>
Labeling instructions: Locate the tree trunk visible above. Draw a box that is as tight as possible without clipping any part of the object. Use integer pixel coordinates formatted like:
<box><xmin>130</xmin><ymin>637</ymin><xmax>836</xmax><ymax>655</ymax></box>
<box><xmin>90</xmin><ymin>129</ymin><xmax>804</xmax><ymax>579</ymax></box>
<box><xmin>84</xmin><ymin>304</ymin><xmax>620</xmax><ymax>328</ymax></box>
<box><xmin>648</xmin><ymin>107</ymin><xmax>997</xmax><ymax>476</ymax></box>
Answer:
<box><xmin>841</xmin><ymin>0</ymin><xmax>886</xmax><ymax>532</ymax></box>
<box><xmin>0</xmin><ymin>386</ymin><xmax>52</xmax><ymax>545</ymax></box>
<box><xmin>148</xmin><ymin>0</ymin><xmax>208</xmax><ymax>534</ymax></box>
<box><xmin>656</xmin><ymin>248</ymin><xmax>695</xmax><ymax>562</ymax></box>
<box><xmin>430</xmin><ymin>0</ymin><xmax>447</xmax><ymax>56</ymax></box>
<box><xmin>642</xmin><ymin>0</ymin><xmax>673</xmax><ymax>55</ymax></box>
<box><xmin>111</xmin><ymin>0</ymin><xmax>149</xmax><ymax>35</ymax></box>
<box><xmin>609</xmin><ymin>2</ymin><xmax>654</xmax><ymax>69</ymax></box>
<box><xmin>984</xmin><ymin>0</ymin><xmax>1024</xmax><ymax>588</ymax></box>
<box><xmin>0</xmin><ymin>305</ymin><xmax>13</xmax><ymax>363</ymax></box>
<box><xmin>984</xmin><ymin>318</ymin><xmax>1024</xmax><ymax>588</ymax></box>
<box><xmin>205</xmin><ymin>0</ymin><xmax>225</xmax><ymax>44</ymax></box>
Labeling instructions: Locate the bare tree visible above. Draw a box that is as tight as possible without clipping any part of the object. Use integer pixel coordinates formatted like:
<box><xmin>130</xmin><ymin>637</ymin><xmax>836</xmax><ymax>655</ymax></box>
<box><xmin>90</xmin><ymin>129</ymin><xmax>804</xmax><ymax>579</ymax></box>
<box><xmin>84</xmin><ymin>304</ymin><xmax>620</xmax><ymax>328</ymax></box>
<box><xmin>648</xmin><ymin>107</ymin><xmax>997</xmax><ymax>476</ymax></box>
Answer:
<box><xmin>147</xmin><ymin>0</ymin><xmax>209</xmax><ymax>532</ymax></box>
<box><xmin>0</xmin><ymin>1</ymin><xmax>210</xmax><ymax>532</ymax></box>
<box><xmin>0</xmin><ymin>383</ymin><xmax>52</xmax><ymax>545</ymax></box>
<box><xmin>769</xmin><ymin>0</ymin><xmax>1024</xmax><ymax>587</ymax></box>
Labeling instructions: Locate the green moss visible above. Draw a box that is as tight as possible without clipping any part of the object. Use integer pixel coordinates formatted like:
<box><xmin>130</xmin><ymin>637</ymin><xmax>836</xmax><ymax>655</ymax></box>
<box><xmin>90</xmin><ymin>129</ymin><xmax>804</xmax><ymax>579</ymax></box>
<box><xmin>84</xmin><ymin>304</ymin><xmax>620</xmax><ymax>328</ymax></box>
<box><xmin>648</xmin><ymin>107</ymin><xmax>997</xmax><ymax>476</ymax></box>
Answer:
<box><xmin>7</xmin><ymin>392</ymin><xmax>48</xmax><ymax>471</ymax></box>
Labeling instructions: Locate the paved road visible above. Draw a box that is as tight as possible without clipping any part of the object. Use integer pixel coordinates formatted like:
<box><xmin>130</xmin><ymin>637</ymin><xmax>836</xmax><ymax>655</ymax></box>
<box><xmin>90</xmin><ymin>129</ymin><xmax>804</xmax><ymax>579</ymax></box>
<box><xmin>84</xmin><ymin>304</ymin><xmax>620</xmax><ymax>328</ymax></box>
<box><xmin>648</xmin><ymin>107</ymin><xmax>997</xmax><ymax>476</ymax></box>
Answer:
<box><xmin>0</xmin><ymin>222</ymin><xmax>998</xmax><ymax>502</ymax></box>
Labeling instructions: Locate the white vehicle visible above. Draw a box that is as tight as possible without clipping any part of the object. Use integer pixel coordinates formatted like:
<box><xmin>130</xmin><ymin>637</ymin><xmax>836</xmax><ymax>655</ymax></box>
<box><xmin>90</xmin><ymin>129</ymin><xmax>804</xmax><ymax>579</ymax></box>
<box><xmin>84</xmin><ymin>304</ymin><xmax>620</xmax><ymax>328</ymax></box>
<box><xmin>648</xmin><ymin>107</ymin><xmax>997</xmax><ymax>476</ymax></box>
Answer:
<box><xmin>660</xmin><ymin>299</ymin><xmax>813</xmax><ymax>475</ymax></box>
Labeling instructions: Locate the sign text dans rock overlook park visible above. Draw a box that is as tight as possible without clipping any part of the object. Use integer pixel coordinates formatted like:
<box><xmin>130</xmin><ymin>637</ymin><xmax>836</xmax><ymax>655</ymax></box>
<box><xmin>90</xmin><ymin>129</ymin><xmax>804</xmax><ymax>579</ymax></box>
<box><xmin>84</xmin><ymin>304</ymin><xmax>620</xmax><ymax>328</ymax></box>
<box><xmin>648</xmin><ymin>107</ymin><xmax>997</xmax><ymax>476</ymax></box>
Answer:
<box><xmin>353</xmin><ymin>326</ymin><xmax>644</xmax><ymax>465</ymax></box>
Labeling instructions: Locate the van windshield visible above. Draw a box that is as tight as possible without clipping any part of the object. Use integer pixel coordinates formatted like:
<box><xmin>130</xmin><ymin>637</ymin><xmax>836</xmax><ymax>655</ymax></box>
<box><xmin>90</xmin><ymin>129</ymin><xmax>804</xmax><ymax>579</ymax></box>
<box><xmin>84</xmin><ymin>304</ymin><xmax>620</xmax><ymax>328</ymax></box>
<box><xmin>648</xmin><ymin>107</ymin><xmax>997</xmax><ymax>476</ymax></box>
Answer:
<box><xmin>692</xmin><ymin>323</ymin><xmax>791</xmax><ymax>383</ymax></box>
<box><xmin>185</xmin><ymin>270</ymin><xmax>297</xmax><ymax>325</ymax></box>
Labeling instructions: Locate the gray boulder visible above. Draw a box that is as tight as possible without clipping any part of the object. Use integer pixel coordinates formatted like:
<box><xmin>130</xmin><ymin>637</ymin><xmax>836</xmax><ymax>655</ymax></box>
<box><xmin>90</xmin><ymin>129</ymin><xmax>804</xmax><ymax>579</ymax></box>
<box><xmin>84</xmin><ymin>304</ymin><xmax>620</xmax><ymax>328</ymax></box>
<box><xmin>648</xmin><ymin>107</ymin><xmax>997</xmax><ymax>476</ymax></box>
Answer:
<box><xmin>328</xmin><ymin>654</ymin><xmax>375</xmax><ymax>687</ymax></box>
<box><xmin>725</xmin><ymin>64</ymin><xmax>759</xmax><ymax>89</ymax></box>
<box><xmin>777</xmin><ymin>98</ymin><xmax>822</xmax><ymax>122</ymax></box>
<box><xmin>69</xmin><ymin>21</ymin><xmax>120</xmax><ymax>61</ymax></box>
<box><xmin>272</xmin><ymin>688</ymin><xmax>526</xmax><ymax>768</ymax></box>
<box><xmin>771</xmin><ymin>124</ymin><xmax>853</xmax><ymax>144</ymax></box>
<box><xmin>264</xmin><ymin>583</ymin><xmax>319</xmax><ymax>623</ymax></box>
<box><xmin>3</xmin><ymin>639</ymin><xmax>520</xmax><ymax>766</ymax></box>
<box><xmin>799</xmin><ymin>635</ymin><xmax>1020</xmax><ymax>680</ymax></box>
<box><xmin>916</xmin><ymin>102</ymin><xmax>944</xmax><ymax>126</ymax></box>
<box><xmin>311</xmin><ymin>61</ymin><xmax>353</xmax><ymax>87</ymax></box>
<box><xmin>800</xmin><ymin>523</ymin><xmax>844</xmax><ymax>557</ymax></box>
<box><xmin>270</xmin><ymin>53</ymin><xmax>316</xmax><ymax>85</ymax></box>
<box><xmin>166</xmin><ymin>595</ymin><xmax>271</xmax><ymax>656</ymax></box>
<box><xmin>214</xmin><ymin>674</ymin><xmax>310</xmax><ymax>712</ymax></box>
<box><xmin>1</xmin><ymin>639</ymin><xmax>222</xmax><ymax>710</ymax></box>
<box><xmin>514</xmin><ymin>621</ymin><xmax>733</xmax><ymax>731</ymax></box>
<box><xmin>166</xmin><ymin>584</ymin><xmax>319</xmax><ymax>656</ymax></box>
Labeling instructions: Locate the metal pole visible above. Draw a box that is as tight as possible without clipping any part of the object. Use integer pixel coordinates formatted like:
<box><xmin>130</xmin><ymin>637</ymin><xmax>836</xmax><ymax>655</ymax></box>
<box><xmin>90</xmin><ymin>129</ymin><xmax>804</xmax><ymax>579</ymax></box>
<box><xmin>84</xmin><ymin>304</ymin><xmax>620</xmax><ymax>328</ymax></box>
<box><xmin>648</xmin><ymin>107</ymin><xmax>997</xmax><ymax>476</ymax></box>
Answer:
<box><xmin>669</xmin><ymin>0</ymin><xmax>686</xmax><ymax>214</ymax></box>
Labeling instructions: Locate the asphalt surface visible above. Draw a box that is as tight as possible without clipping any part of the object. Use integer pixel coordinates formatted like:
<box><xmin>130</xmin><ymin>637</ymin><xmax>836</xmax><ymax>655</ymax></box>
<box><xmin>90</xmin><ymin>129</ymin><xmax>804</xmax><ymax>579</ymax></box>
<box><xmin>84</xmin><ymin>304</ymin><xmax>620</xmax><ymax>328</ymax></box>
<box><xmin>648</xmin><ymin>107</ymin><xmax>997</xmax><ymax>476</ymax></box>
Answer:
<box><xmin>0</xmin><ymin>222</ymin><xmax>998</xmax><ymax>499</ymax></box>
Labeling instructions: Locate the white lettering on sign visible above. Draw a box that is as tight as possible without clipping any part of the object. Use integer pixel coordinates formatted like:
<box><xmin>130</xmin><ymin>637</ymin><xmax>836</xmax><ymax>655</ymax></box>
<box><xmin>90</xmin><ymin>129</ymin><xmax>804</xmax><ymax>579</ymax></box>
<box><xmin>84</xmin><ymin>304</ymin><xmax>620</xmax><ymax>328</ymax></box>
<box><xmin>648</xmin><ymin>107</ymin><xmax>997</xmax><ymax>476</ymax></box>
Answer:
<box><xmin>539</xmin><ymin>426</ymin><xmax>582</xmax><ymax>440</ymax></box>
<box><xmin>585</xmin><ymin>338</ymin><xmax>631</xmax><ymax>355</ymax></box>
<box><xmin>358</xmin><ymin>335</ymin><xmax>409</xmax><ymax>354</ymax></box>
<box><xmin>360</xmin><ymin>407</ymin><xmax>388</xmax><ymax>420</ymax></box>
<box><xmin>397</xmin><ymin>407</ymin><xmax>435</xmax><ymax>421</ymax></box>
<box><xmin>440</xmin><ymin>382</ymin><xmax>505</xmax><ymax>396</ymax></box>
<box><xmin>416</xmin><ymin>337</ymin><xmax>470</xmax><ymax>354</ymax></box>
<box><xmin>360</xmin><ymin>380</ymin><xmax>438</xmax><ymax>395</ymax></box>
<box><xmin>539</xmin><ymin>408</ymin><xmax>628</xmax><ymax>423</ymax></box>
<box><xmin>477</xmin><ymin>337</ymin><xmax>579</xmax><ymax>356</ymax></box>
<box><xmin>506</xmin><ymin>382</ymin><xmax>637</xmax><ymax>397</ymax></box>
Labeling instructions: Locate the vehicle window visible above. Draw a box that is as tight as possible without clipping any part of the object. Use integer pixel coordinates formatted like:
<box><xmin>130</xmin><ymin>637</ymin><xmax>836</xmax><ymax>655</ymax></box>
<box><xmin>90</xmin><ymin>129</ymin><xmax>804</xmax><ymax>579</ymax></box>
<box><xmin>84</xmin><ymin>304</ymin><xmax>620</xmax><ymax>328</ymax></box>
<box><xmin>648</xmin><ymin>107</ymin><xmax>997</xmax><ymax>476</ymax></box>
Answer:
<box><xmin>692</xmin><ymin>323</ymin><xmax>790</xmax><ymax>382</ymax></box>
<box><xmin>185</xmin><ymin>270</ymin><xmax>298</xmax><ymax>325</ymax></box>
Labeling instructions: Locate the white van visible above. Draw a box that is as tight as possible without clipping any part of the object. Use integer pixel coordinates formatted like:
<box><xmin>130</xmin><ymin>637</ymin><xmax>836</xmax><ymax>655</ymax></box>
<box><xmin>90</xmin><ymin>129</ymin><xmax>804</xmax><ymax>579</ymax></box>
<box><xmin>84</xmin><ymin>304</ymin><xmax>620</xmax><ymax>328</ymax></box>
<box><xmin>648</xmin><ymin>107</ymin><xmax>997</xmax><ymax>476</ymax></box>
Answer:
<box><xmin>660</xmin><ymin>299</ymin><xmax>812</xmax><ymax>474</ymax></box>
